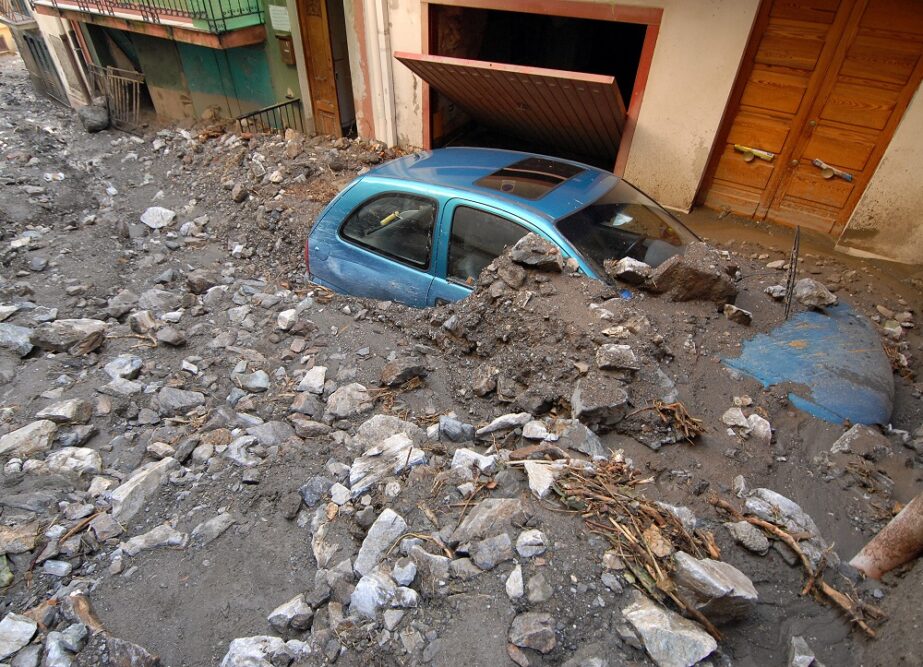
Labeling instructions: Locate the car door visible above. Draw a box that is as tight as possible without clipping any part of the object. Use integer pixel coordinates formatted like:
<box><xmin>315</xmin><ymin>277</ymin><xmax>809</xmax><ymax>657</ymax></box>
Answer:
<box><xmin>428</xmin><ymin>199</ymin><xmax>543</xmax><ymax>305</ymax></box>
<box><xmin>324</xmin><ymin>190</ymin><xmax>438</xmax><ymax>307</ymax></box>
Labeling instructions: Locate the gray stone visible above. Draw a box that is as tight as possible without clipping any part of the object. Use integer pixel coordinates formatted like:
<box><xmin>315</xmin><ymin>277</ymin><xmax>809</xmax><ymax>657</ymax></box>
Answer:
<box><xmin>31</xmin><ymin>318</ymin><xmax>106</xmax><ymax>355</ymax></box>
<box><xmin>0</xmin><ymin>420</ymin><xmax>57</xmax><ymax>458</ymax></box>
<box><xmin>224</xmin><ymin>436</ymin><xmax>261</xmax><ymax>468</ymax></box>
<box><xmin>35</xmin><ymin>398</ymin><xmax>92</xmax><ymax>424</ymax></box>
<box><xmin>44</xmin><ymin>447</ymin><xmax>102</xmax><ymax>476</ymax></box>
<box><xmin>622</xmin><ymin>593</ymin><xmax>716</xmax><ymax>667</ymax></box>
<box><xmin>789</xmin><ymin>636</ymin><xmax>824</xmax><ymax>667</ymax></box>
<box><xmin>104</xmin><ymin>354</ymin><xmax>143</xmax><ymax>380</ymax></box>
<box><xmin>408</xmin><ymin>545</ymin><xmax>451</xmax><ymax>588</ymax></box>
<box><xmin>439</xmin><ymin>415</ymin><xmax>475</xmax><ymax>443</ymax></box>
<box><xmin>348</xmin><ymin>433</ymin><xmax>426</xmax><ymax>497</ymax></box>
<box><xmin>105</xmin><ymin>290</ymin><xmax>138</xmax><ymax>318</ymax></box>
<box><xmin>648</xmin><ymin>242</ymin><xmax>737</xmax><ymax>304</ymax></box>
<box><xmin>299</xmin><ymin>476</ymin><xmax>334</xmax><ymax>507</ymax></box>
<box><xmin>110</xmin><ymin>458</ymin><xmax>179</xmax><ymax>522</ymax></box>
<box><xmin>192</xmin><ymin>513</ymin><xmax>235</xmax><ymax>545</ymax></box>
<box><xmin>43</xmin><ymin>559</ymin><xmax>73</xmax><ymax>577</ymax></box>
<box><xmin>0</xmin><ymin>522</ymin><xmax>40</xmax><ymax>554</ymax></box>
<box><xmin>471</xmin><ymin>533</ymin><xmax>513</xmax><ymax>570</ymax></box>
<box><xmin>156</xmin><ymin>386</ymin><xmax>205</xmax><ymax>417</ymax></box>
<box><xmin>156</xmin><ymin>326</ymin><xmax>186</xmax><ymax>346</ymax></box>
<box><xmin>59</xmin><ymin>623</ymin><xmax>87</xmax><ymax>653</ymax></box>
<box><xmin>129</xmin><ymin>310</ymin><xmax>158</xmax><ymax>333</ymax></box>
<box><xmin>140</xmin><ymin>206</ymin><xmax>176</xmax><ymax>230</ymax></box>
<box><xmin>0</xmin><ymin>323</ymin><xmax>34</xmax><ymax>357</ymax></box>
<box><xmin>238</xmin><ymin>370</ymin><xmax>270</xmax><ymax>393</ymax></box>
<box><xmin>355</xmin><ymin>509</ymin><xmax>408</xmax><ymax>576</ymax></box>
<box><xmin>288</xmin><ymin>415</ymin><xmax>329</xmax><ymax>438</ymax></box>
<box><xmin>475</xmin><ymin>412</ymin><xmax>531</xmax><ymax>438</ymax></box>
<box><xmin>297</xmin><ymin>366</ymin><xmax>327</xmax><ymax>394</ymax></box>
<box><xmin>745</xmin><ymin>488</ymin><xmax>819</xmax><ymax>537</ymax></box>
<box><xmin>138</xmin><ymin>288</ymin><xmax>182</xmax><ymax>313</ymax></box>
<box><xmin>509</xmin><ymin>234</ymin><xmax>563</xmax><ymax>272</ymax></box>
<box><xmin>508</xmin><ymin>612</ymin><xmax>556</xmax><ymax>654</ymax></box>
<box><xmin>41</xmin><ymin>631</ymin><xmax>73</xmax><ymax>667</ymax></box>
<box><xmin>793</xmin><ymin>278</ymin><xmax>837</xmax><ymax>309</ymax></box>
<box><xmin>324</xmin><ymin>383</ymin><xmax>373</xmax><ymax>420</ymax></box>
<box><xmin>247</xmin><ymin>420</ymin><xmax>294</xmax><ymax>446</ymax></box>
<box><xmin>596</xmin><ymin>344</ymin><xmax>640</xmax><ymax>375</ymax></box>
<box><xmin>0</xmin><ymin>613</ymin><xmax>37</xmax><ymax>660</ymax></box>
<box><xmin>571</xmin><ymin>373</ymin><xmax>629</xmax><ymax>432</ymax></box>
<box><xmin>450</xmin><ymin>498</ymin><xmax>527</xmax><ymax>545</ymax></box>
<box><xmin>506</xmin><ymin>564</ymin><xmax>524</xmax><ymax>599</ymax></box>
<box><xmin>723</xmin><ymin>304</ymin><xmax>752</xmax><ymax>326</ymax></box>
<box><xmin>98</xmin><ymin>378</ymin><xmax>143</xmax><ymax>397</ymax></box>
<box><xmin>830</xmin><ymin>424</ymin><xmax>889</xmax><ymax>455</ymax></box>
<box><xmin>350</xmin><ymin>569</ymin><xmax>397</xmax><ymax>618</ymax></box>
<box><xmin>268</xmin><ymin>594</ymin><xmax>314</xmax><ymax>632</ymax></box>
<box><xmin>604</xmin><ymin>256</ymin><xmax>652</xmax><ymax>285</ymax></box>
<box><xmin>120</xmin><ymin>523</ymin><xmax>188</xmax><ymax>556</ymax></box>
<box><xmin>765</xmin><ymin>285</ymin><xmax>787</xmax><ymax>300</ymax></box>
<box><xmin>380</xmin><ymin>358</ymin><xmax>427</xmax><ymax>387</ymax></box>
<box><xmin>516</xmin><ymin>529</ymin><xmax>548</xmax><ymax>557</ymax></box>
<box><xmin>526</xmin><ymin>572</ymin><xmax>553</xmax><ymax>603</ymax></box>
<box><xmin>90</xmin><ymin>513</ymin><xmax>123</xmax><ymax>541</ymax></box>
<box><xmin>673</xmin><ymin>552</ymin><xmax>758</xmax><ymax>623</ymax></box>
<box><xmin>450</xmin><ymin>447</ymin><xmax>497</xmax><ymax>474</ymax></box>
<box><xmin>725</xmin><ymin>521</ymin><xmax>770</xmax><ymax>555</ymax></box>
<box><xmin>219</xmin><ymin>636</ymin><xmax>311</xmax><ymax>667</ymax></box>
<box><xmin>77</xmin><ymin>103</ymin><xmax>109</xmax><ymax>132</ymax></box>
<box><xmin>10</xmin><ymin>643</ymin><xmax>42</xmax><ymax>667</ymax></box>
<box><xmin>392</xmin><ymin>557</ymin><xmax>417</xmax><ymax>586</ymax></box>
<box><xmin>186</xmin><ymin>270</ymin><xmax>217</xmax><ymax>295</ymax></box>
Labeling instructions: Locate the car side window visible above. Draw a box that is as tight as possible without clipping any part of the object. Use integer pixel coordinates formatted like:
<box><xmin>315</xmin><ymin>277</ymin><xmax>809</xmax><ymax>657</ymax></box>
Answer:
<box><xmin>341</xmin><ymin>193</ymin><xmax>437</xmax><ymax>269</ymax></box>
<box><xmin>447</xmin><ymin>206</ymin><xmax>530</xmax><ymax>284</ymax></box>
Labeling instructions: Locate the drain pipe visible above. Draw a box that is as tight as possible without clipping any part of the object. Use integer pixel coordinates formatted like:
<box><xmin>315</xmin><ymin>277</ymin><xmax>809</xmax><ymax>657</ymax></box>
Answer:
<box><xmin>850</xmin><ymin>491</ymin><xmax>923</xmax><ymax>580</ymax></box>
<box><xmin>363</xmin><ymin>0</ymin><xmax>397</xmax><ymax>146</ymax></box>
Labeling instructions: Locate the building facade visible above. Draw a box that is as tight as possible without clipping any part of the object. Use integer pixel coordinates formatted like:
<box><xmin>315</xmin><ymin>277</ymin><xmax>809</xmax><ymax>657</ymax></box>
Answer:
<box><xmin>287</xmin><ymin>0</ymin><xmax>922</xmax><ymax>265</ymax></box>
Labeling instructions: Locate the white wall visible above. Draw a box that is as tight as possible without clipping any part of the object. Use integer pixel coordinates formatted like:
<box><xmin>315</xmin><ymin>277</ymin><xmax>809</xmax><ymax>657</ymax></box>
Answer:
<box><xmin>836</xmin><ymin>84</ymin><xmax>923</xmax><ymax>265</ymax></box>
<box><xmin>372</xmin><ymin>0</ymin><xmax>760</xmax><ymax>211</ymax></box>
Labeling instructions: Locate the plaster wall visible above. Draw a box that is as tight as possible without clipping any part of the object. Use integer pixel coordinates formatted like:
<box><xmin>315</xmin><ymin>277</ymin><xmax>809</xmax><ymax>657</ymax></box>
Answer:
<box><xmin>352</xmin><ymin>0</ymin><xmax>759</xmax><ymax>212</ymax></box>
<box><xmin>836</xmin><ymin>84</ymin><xmax>923</xmax><ymax>265</ymax></box>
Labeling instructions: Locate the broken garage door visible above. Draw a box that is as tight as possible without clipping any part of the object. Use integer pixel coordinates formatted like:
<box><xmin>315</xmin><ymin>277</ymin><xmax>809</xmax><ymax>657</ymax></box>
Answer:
<box><xmin>395</xmin><ymin>52</ymin><xmax>626</xmax><ymax>163</ymax></box>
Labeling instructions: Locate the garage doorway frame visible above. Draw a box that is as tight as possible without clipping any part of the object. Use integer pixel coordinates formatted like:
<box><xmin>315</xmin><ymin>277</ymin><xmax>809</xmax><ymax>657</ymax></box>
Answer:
<box><xmin>420</xmin><ymin>0</ymin><xmax>662</xmax><ymax>176</ymax></box>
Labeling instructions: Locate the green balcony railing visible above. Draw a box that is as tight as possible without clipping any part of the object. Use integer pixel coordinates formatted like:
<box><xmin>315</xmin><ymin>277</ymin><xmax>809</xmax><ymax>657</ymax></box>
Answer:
<box><xmin>0</xmin><ymin>0</ymin><xmax>35</xmax><ymax>25</ymax></box>
<box><xmin>41</xmin><ymin>0</ymin><xmax>263</xmax><ymax>33</ymax></box>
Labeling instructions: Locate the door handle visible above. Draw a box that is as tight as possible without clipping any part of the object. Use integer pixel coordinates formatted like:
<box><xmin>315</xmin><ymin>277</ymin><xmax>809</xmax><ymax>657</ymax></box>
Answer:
<box><xmin>734</xmin><ymin>144</ymin><xmax>775</xmax><ymax>162</ymax></box>
<box><xmin>811</xmin><ymin>158</ymin><xmax>853</xmax><ymax>182</ymax></box>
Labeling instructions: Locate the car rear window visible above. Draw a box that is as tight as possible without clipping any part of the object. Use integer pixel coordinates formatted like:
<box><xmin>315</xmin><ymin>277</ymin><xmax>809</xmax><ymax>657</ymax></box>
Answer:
<box><xmin>475</xmin><ymin>157</ymin><xmax>584</xmax><ymax>200</ymax></box>
<box><xmin>340</xmin><ymin>193</ymin><xmax>437</xmax><ymax>268</ymax></box>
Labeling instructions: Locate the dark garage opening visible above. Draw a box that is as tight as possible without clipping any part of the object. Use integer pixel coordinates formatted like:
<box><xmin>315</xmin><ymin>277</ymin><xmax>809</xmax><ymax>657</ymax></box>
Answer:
<box><xmin>425</xmin><ymin>5</ymin><xmax>647</xmax><ymax>168</ymax></box>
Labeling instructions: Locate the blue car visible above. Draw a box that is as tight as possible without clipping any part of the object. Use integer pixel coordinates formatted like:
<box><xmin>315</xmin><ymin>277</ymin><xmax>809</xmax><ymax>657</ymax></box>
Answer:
<box><xmin>306</xmin><ymin>147</ymin><xmax>698</xmax><ymax>308</ymax></box>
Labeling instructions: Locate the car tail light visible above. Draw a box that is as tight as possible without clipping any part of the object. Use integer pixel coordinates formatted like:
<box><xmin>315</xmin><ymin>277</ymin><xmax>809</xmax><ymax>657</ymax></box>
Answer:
<box><xmin>304</xmin><ymin>239</ymin><xmax>311</xmax><ymax>275</ymax></box>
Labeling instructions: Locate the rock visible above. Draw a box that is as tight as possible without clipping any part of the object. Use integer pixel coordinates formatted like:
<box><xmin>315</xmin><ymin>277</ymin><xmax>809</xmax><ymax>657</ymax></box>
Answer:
<box><xmin>186</xmin><ymin>270</ymin><xmax>217</xmax><ymax>295</ymax></box>
<box><xmin>475</xmin><ymin>412</ymin><xmax>531</xmax><ymax>438</ymax></box>
<box><xmin>506</xmin><ymin>564</ymin><xmax>524</xmax><ymax>599</ymax></box>
<box><xmin>140</xmin><ymin>206</ymin><xmax>176</xmax><ymax>229</ymax></box>
<box><xmin>408</xmin><ymin>545</ymin><xmax>451</xmax><ymax>588</ymax></box>
<box><xmin>277</xmin><ymin>309</ymin><xmax>297</xmax><ymax>331</ymax></box>
<box><xmin>380</xmin><ymin>358</ymin><xmax>427</xmax><ymax>387</ymax></box>
<box><xmin>746</xmin><ymin>413</ymin><xmax>772</xmax><ymax>447</ymax></box>
<box><xmin>509</xmin><ymin>234</ymin><xmax>563</xmax><ymax>272</ymax></box>
<box><xmin>45</xmin><ymin>447</ymin><xmax>102</xmax><ymax>476</ymax></box>
<box><xmin>508</xmin><ymin>612</ymin><xmax>556</xmax><ymax>654</ymax></box>
<box><xmin>0</xmin><ymin>613</ymin><xmax>37</xmax><ymax>660</ymax></box>
<box><xmin>104</xmin><ymin>355</ymin><xmax>143</xmax><ymax>380</ymax></box>
<box><xmin>98</xmin><ymin>378</ymin><xmax>143</xmax><ymax>397</ymax></box>
<box><xmin>0</xmin><ymin>522</ymin><xmax>40</xmax><ymax>554</ymax></box>
<box><xmin>156</xmin><ymin>326</ymin><xmax>186</xmax><ymax>346</ymax></box>
<box><xmin>604</xmin><ymin>256</ymin><xmax>653</xmax><ymax>285</ymax></box>
<box><xmin>110</xmin><ymin>458</ymin><xmax>179</xmax><ymax>522</ymax></box>
<box><xmin>120</xmin><ymin>523</ymin><xmax>188</xmax><ymax>556</ymax></box>
<box><xmin>348</xmin><ymin>433</ymin><xmax>426</xmax><ymax>497</ymax></box>
<box><xmin>105</xmin><ymin>290</ymin><xmax>138</xmax><ymax>318</ymax></box>
<box><xmin>527</xmin><ymin>572</ymin><xmax>553</xmax><ymax>603</ymax></box>
<box><xmin>622</xmin><ymin>593</ymin><xmax>716</xmax><ymax>667</ymax></box>
<box><xmin>268</xmin><ymin>594</ymin><xmax>314</xmax><ymax>632</ymax></box>
<box><xmin>595</xmin><ymin>344</ymin><xmax>640</xmax><ymax>375</ymax></box>
<box><xmin>516</xmin><ymin>529</ymin><xmax>548</xmax><ymax>557</ymax></box>
<box><xmin>325</xmin><ymin>383</ymin><xmax>373</xmax><ymax>420</ymax></box>
<box><xmin>31</xmin><ymin>319</ymin><xmax>106</xmax><ymax>355</ymax></box>
<box><xmin>450</xmin><ymin>498</ymin><xmax>527</xmax><ymax>544</ymax></box>
<box><xmin>106</xmin><ymin>636</ymin><xmax>161</xmax><ymax>666</ymax></box>
<box><xmin>721</xmin><ymin>407</ymin><xmax>749</xmax><ymax>428</ymax></box>
<box><xmin>524</xmin><ymin>461</ymin><xmax>559</xmax><ymax>499</ymax></box>
<box><xmin>0</xmin><ymin>323</ymin><xmax>34</xmax><ymax>357</ymax></box>
<box><xmin>219</xmin><ymin>636</ymin><xmax>311</xmax><ymax>667</ymax></box>
<box><xmin>451</xmin><ymin>447</ymin><xmax>497</xmax><ymax>474</ymax></box>
<box><xmin>297</xmin><ymin>366</ymin><xmax>327</xmax><ymax>394</ymax></box>
<box><xmin>552</xmin><ymin>418</ymin><xmax>608</xmax><ymax>457</ymax></box>
<box><xmin>138</xmin><ymin>289</ymin><xmax>182</xmax><ymax>313</ymax></box>
<box><xmin>392</xmin><ymin>557</ymin><xmax>417</xmax><ymax>586</ymax></box>
<box><xmin>789</xmin><ymin>636</ymin><xmax>824</xmax><ymax>667</ymax></box>
<box><xmin>299</xmin><ymin>476</ymin><xmax>334</xmax><ymax>507</ymax></box>
<box><xmin>231</xmin><ymin>183</ymin><xmax>248</xmax><ymax>203</ymax></box>
<box><xmin>0</xmin><ymin>420</ymin><xmax>57</xmax><ymax>458</ymax></box>
<box><xmin>90</xmin><ymin>513</ymin><xmax>123</xmax><ymax>541</ymax></box>
<box><xmin>350</xmin><ymin>569</ymin><xmax>398</xmax><ymax>618</ymax></box>
<box><xmin>673</xmin><ymin>552</ymin><xmax>758</xmax><ymax>623</ymax></box>
<box><xmin>471</xmin><ymin>533</ymin><xmax>514</xmax><ymax>570</ymax></box>
<box><xmin>793</xmin><ymin>278</ymin><xmax>837</xmax><ymax>309</ymax></box>
<box><xmin>129</xmin><ymin>310</ymin><xmax>158</xmax><ymax>334</ymax></box>
<box><xmin>43</xmin><ymin>559</ymin><xmax>73</xmax><ymax>577</ymax></box>
<box><xmin>439</xmin><ymin>415</ymin><xmax>475</xmax><ymax>443</ymax></box>
<box><xmin>156</xmin><ymin>387</ymin><xmax>205</xmax><ymax>417</ymax></box>
<box><xmin>571</xmin><ymin>373</ymin><xmax>629</xmax><ymax>432</ymax></box>
<box><xmin>191</xmin><ymin>513</ymin><xmax>235</xmax><ymax>545</ymax></box>
<box><xmin>765</xmin><ymin>285</ymin><xmax>787</xmax><ymax>300</ymax></box>
<box><xmin>745</xmin><ymin>488</ymin><xmax>819</xmax><ymax>537</ymax></box>
<box><xmin>725</xmin><ymin>521</ymin><xmax>770</xmax><ymax>555</ymax></box>
<box><xmin>355</xmin><ymin>509</ymin><xmax>408</xmax><ymax>576</ymax></box>
<box><xmin>289</xmin><ymin>415</ymin><xmax>329</xmax><ymax>438</ymax></box>
<box><xmin>723</xmin><ymin>304</ymin><xmax>752</xmax><ymax>325</ymax></box>
<box><xmin>238</xmin><ymin>370</ymin><xmax>269</xmax><ymax>393</ymax></box>
<box><xmin>830</xmin><ymin>424</ymin><xmax>889</xmax><ymax>455</ymax></box>
<box><xmin>225</xmin><ymin>436</ymin><xmax>262</xmax><ymax>468</ymax></box>
<box><xmin>246</xmin><ymin>420</ymin><xmax>294</xmax><ymax>446</ymax></box>
<box><xmin>649</xmin><ymin>242</ymin><xmax>737</xmax><ymax>303</ymax></box>
<box><xmin>35</xmin><ymin>399</ymin><xmax>92</xmax><ymax>424</ymax></box>
<box><xmin>77</xmin><ymin>103</ymin><xmax>109</xmax><ymax>132</ymax></box>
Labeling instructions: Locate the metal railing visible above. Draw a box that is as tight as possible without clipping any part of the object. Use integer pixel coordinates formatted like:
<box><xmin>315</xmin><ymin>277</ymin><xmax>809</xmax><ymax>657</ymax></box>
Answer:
<box><xmin>40</xmin><ymin>0</ymin><xmax>263</xmax><ymax>33</ymax></box>
<box><xmin>0</xmin><ymin>0</ymin><xmax>35</xmax><ymax>24</ymax></box>
<box><xmin>236</xmin><ymin>98</ymin><xmax>304</xmax><ymax>136</ymax></box>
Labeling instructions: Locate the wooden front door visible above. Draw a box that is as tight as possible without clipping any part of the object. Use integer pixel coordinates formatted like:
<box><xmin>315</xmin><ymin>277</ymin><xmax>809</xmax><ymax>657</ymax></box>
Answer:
<box><xmin>297</xmin><ymin>0</ymin><xmax>342</xmax><ymax>137</ymax></box>
<box><xmin>700</xmin><ymin>0</ymin><xmax>923</xmax><ymax>234</ymax></box>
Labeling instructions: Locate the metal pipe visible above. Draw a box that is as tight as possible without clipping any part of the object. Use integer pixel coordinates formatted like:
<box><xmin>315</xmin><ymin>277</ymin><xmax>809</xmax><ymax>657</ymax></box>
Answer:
<box><xmin>850</xmin><ymin>492</ymin><xmax>923</xmax><ymax>580</ymax></box>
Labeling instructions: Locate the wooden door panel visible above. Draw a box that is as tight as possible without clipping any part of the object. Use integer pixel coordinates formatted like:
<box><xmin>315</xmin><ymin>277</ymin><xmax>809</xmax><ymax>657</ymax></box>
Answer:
<box><xmin>819</xmin><ymin>81</ymin><xmax>899</xmax><ymax>130</ymax></box>
<box><xmin>769</xmin><ymin>198</ymin><xmax>837</xmax><ymax>233</ymax></box>
<box><xmin>841</xmin><ymin>32</ymin><xmax>922</xmax><ymax>85</ymax></box>
<box><xmin>771</xmin><ymin>0</ymin><xmax>839</xmax><ymax>24</ymax></box>
<box><xmin>713</xmin><ymin>145</ymin><xmax>776</xmax><ymax>190</ymax></box>
<box><xmin>727</xmin><ymin>112</ymin><xmax>791</xmax><ymax>153</ymax></box>
<box><xmin>756</xmin><ymin>21</ymin><xmax>830</xmax><ymax>70</ymax></box>
<box><xmin>784</xmin><ymin>166</ymin><xmax>855</xmax><ymax>208</ymax></box>
<box><xmin>741</xmin><ymin>69</ymin><xmax>809</xmax><ymax>114</ymax></box>
<box><xmin>701</xmin><ymin>181</ymin><xmax>761</xmax><ymax>217</ymax></box>
<box><xmin>803</xmin><ymin>124</ymin><xmax>875</xmax><ymax>170</ymax></box>
<box><xmin>299</xmin><ymin>0</ymin><xmax>342</xmax><ymax>137</ymax></box>
<box><xmin>861</xmin><ymin>0</ymin><xmax>923</xmax><ymax>34</ymax></box>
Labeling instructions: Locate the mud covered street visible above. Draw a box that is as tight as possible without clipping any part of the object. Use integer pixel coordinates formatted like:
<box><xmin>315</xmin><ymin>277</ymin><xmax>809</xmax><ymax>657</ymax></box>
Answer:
<box><xmin>1</xmin><ymin>53</ymin><xmax>922</xmax><ymax>667</ymax></box>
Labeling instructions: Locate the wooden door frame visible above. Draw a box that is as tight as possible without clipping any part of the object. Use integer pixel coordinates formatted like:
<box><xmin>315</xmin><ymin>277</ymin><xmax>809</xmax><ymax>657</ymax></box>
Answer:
<box><xmin>420</xmin><ymin>0</ymin><xmax>662</xmax><ymax>176</ymax></box>
<box><xmin>296</xmin><ymin>0</ymin><xmax>342</xmax><ymax>137</ymax></box>
<box><xmin>696</xmin><ymin>0</ymin><xmax>923</xmax><ymax>233</ymax></box>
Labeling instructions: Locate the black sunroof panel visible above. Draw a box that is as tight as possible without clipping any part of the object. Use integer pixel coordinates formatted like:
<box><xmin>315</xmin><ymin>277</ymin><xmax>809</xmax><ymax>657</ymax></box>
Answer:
<box><xmin>475</xmin><ymin>157</ymin><xmax>585</xmax><ymax>200</ymax></box>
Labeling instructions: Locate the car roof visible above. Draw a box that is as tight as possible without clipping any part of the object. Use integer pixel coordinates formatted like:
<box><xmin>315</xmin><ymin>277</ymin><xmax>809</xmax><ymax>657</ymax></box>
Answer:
<box><xmin>369</xmin><ymin>147</ymin><xmax>618</xmax><ymax>221</ymax></box>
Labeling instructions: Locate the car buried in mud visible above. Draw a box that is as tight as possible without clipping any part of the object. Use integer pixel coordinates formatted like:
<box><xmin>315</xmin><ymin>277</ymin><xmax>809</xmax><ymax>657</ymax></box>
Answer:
<box><xmin>306</xmin><ymin>148</ymin><xmax>894</xmax><ymax>427</ymax></box>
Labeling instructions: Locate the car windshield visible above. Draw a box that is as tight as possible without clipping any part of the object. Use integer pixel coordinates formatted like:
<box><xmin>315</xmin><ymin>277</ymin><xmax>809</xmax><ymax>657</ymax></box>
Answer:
<box><xmin>555</xmin><ymin>180</ymin><xmax>698</xmax><ymax>276</ymax></box>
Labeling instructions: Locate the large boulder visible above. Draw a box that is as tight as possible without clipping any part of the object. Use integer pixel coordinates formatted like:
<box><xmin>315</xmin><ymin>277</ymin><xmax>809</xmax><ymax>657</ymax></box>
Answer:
<box><xmin>571</xmin><ymin>372</ymin><xmax>629</xmax><ymax>432</ymax></box>
<box><xmin>672</xmin><ymin>552</ymin><xmax>758</xmax><ymax>623</ymax></box>
<box><xmin>0</xmin><ymin>323</ymin><xmax>33</xmax><ymax>357</ymax></box>
<box><xmin>31</xmin><ymin>319</ymin><xmax>107</xmax><ymax>355</ymax></box>
<box><xmin>509</xmin><ymin>233</ymin><xmax>564</xmax><ymax>272</ymax></box>
<box><xmin>0</xmin><ymin>420</ymin><xmax>58</xmax><ymax>458</ymax></box>
<box><xmin>622</xmin><ymin>593</ymin><xmax>716</xmax><ymax>667</ymax></box>
<box><xmin>648</xmin><ymin>242</ymin><xmax>737</xmax><ymax>303</ymax></box>
<box><xmin>77</xmin><ymin>101</ymin><xmax>109</xmax><ymax>133</ymax></box>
